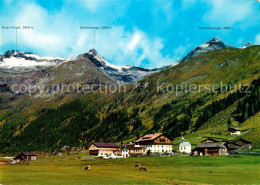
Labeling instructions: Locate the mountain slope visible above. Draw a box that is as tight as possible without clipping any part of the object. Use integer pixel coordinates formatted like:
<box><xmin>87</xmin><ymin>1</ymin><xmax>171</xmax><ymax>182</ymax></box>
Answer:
<box><xmin>83</xmin><ymin>49</ymin><xmax>169</xmax><ymax>82</ymax></box>
<box><xmin>0</xmin><ymin>54</ymin><xmax>115</xmax><ymax>99</ymax></box>
<box><xmin>0</xmin><ymin>46</ymin><xmax>259</xmax><ymax>153</ymax></box>
<box><xmin>0</xmin><ymin>49</ymin><xmax>168</xmax><ymax>84</ymax></box>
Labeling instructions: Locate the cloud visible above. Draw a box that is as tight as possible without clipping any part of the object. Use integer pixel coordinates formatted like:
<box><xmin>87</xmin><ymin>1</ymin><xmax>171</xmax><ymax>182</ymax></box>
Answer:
<box><xmin>82</xmin><ymin>0</ymin><xmax>102</xmax><ymax>12</ymax></box>
<box><xmin>128</xmin><ymin>33</ymin><xmax>140</xmax><ymax>50</ymax></box>
<box><xmin>0</xmin><ymin>2</ymin><xmax>176</xmax><ymax>68</ymax></box>
<box><xmin>2</xmin><ymin>0</ymin><xmax>258</xmax><ymax>68</ymax></box>
<box><xmin>94</xmin><ymin>29</ymin><xmax>176</xmax><ymax>68</ymax></box>
<box><xmin>255</xmin><ymin>34</ymin><xmax>260</xmax><ymax>45</ymax></box>
<box><xmin>203</xmin><ymin>0</ymin><xmax>253</xmax><ymax>25</ymax></box>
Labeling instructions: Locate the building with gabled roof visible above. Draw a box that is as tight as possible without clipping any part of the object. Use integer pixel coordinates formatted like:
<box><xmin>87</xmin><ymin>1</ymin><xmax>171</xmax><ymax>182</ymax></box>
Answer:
<box><xmin>89</xmin><ymin>143</ymin><xmax>118</xmax><ymax>157</ymax></box>
<box><xmin>14</xmin><ymin>152</ymin><xmax>37</xmax><ymax>161</ymax></box>
<box><xmin>224</xmin><ymin>141</ymin><xmax>242</xmax><ymax>152</ymax></box>
<box><xmin>135</xmin><ymin>133</ymin><xmax>173</xmax><ymax>154</ymax></box>
<box><xmin>201</xmin><ymin>137</ymin><xmax>220</xmax><ymax>143</ymax></box>
<box><xmin>234</xmin><ymin>138</ymin><xmax>252</xmax><ymax>149</ymax></box>
<box><xmin>179</xmin><ymin>137</ymin><xmax>191</xmax><ymax>154</ymax></box>
<box><xmin>193</xmin><ymin>137</ymin><xmax>253</xmax><ymax>156</ymax></box>
<box><xmin>192</xmin><ymin>142</ymin><xmax>228</xmax><ymax>156</ymax></box>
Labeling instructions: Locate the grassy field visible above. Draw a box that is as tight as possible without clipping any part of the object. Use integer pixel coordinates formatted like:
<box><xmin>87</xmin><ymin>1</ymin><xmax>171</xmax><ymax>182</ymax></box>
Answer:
<box><xmin>1</xmin><ymin>154</ymin><xmax>260</xmax><ymax>185</ymax></box>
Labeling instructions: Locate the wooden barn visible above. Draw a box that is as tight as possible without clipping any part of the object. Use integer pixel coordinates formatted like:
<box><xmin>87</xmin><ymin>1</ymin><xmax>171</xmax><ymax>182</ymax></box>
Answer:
<box><xmin>234</xmin><ymin>139</ymin><xmax>252</xmax><ymax>150</ymax></box>
<box><xmin>192</xmin><ymin>142</ymin><xmax>228</xmax><ymax>156</ymax></box>
<box><xmin>224</xmin><ymin>141</ymin><xmax>242</xmax><ymax>152</ymax></box>
<box><xmin>15</xmin><ymin>152</ymin><xmax>37</xmax><ymax>161</ymax></box>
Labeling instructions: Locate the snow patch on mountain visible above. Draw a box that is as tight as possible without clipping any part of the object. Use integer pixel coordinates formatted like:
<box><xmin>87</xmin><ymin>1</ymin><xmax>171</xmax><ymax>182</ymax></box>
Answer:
<box><xmin>0</xmin><ymin>50</ymin><xmax>69</xmax><ymax>72</ymax></box>
<box><xmin>85</xmin><ymin>49</ymin><xmax>171</xmax><ymax>82</ymax></box>
<box><xmin>240</xmin><ymin>42</ymin><xmax>253</xmax><ymax>49</ymax></box>
<box><xmin>0</xmin><ymin>57</ymin><xmax>56</xmax><ymax>68</ymax></box>
<box><xmin>180</xmin><ymin>36</ymin><xmax>234</xmax><ymax>63</ymax></box>
<box><xmin>0</xmin><ymin>49</ymin><xmax>171</xmax><ymax>83</ymax></box>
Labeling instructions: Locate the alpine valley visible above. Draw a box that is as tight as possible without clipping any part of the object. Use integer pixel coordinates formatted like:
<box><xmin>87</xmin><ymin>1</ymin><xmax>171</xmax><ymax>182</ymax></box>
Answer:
<box><xmin>0</xmin><ymin>37</ymin><xmax>259</xmax><ymax>153</ymax></box>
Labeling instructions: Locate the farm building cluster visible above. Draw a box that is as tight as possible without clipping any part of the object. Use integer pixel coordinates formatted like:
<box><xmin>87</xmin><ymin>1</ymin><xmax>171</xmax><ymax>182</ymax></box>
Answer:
<box><xmin>88</xmin><ymin>132</ymin><xmax>252</xmax><ymax>158</ymax></box>
<box><xmin>89</xmin><ymin>133</ymin><xmax>173</xmax><ymax>158</ymax></box>
<box><xmin>89</xmin><ymin>133</ymin><xmax>252</xmax><ymax>158</ymax></box>
<box><xmin>7</xmin><ymin>132</ymin><xmax>253</xmax><ymax>163</ymax></box>
<box><xmin>192</xmin><ymin>138</ymin><xmax>252</xmax><ymax>156</ymax></box>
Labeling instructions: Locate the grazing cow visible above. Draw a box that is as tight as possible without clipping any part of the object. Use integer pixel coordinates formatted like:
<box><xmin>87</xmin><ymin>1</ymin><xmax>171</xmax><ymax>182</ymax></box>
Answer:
<box><xmin>84</xmin><ymin>166</ymin><xmax>91</xmax><ymax>170</ymax></box>
<box><xmin>139</xmin><ymin>167</ymin><xmax>147</xmax><ymax>172</ymax></box>
<box><xmin>135</xmin><ymin>163</ymin><xmax>141</xmax><ymax>167</ymax></box>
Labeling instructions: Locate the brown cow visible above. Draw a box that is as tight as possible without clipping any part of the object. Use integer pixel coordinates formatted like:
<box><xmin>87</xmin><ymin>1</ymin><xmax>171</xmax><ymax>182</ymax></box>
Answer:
<box><xmin>84</xmin><ymin>166</ymin><xmax>91</xmax><ymax>170</ymax></box>
<box><xmin>135</xmin><ymin>163</ymin><xmax>141</xmax><ymax>167</ymax></box>
<box><xmin>139</xmin><ymin>167</ymin><xmax>147</xmax><ymax>171</ymax></box>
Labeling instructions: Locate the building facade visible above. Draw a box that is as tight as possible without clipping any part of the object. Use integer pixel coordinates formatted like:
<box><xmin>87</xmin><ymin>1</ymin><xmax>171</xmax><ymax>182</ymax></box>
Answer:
<box><xmin>179</xmin><ymin>137</ymin><xmax>191</xmax><ymax>154</ymax></box>
<box><xmin>192</xmin><ymin>142</ymin><xmax>228</xmax><ymax>156</ymax></box>
<box><xmin>234</xmin><ymin>139</ymin><xmax>252</xmax><ymax>150</ymax></box>
<box><xmin>15</xmin><ymin>152</ymin><xmax>37</xmax><ymax>161</ymax></box>
<box><xmin>89</xmin><ymin>143</ymin><xmax>118</xmax><ymax>157</ymax></box>
<box><xmin>228</xmin><ymin>128</ymin><xmax>241</xmax><ymax>135</ymax></box>
<box><xmin>135</xmin><ymin>133</ymin><xmax>172</xmax><ymax>154</ymax></box>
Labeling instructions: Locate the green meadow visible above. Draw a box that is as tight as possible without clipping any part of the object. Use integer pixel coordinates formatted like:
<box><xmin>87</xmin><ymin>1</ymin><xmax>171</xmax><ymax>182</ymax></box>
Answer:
<box><xmin>1</xmin><ymin>154</ymin><xmax>260</xmax><ymax>185</ymax></box>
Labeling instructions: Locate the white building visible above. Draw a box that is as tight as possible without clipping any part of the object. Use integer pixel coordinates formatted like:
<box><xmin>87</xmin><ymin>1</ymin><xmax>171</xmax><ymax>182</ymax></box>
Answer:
<box><xmin>179</xmin><ymin>137</ymin><xmax>191</xmax><ymax>154</ymax></box>
<box><xmin>122</xmin><ymin>148</ymin><xmax>129</xmax><ymax>158</ymax></box>
<box><xmin>135</xmin><ymin>133</ymin><xmax>173</xmax><ymax>154</ymax></box>
<box><xmin>228</xmin><ymin>128</ymin><xmax>241</xmax><ymax>135</ymax></box>
<box><xmin>89</xmin><ymin>143</ymin><xmax>118</xmax><ymax>157</ymax></box>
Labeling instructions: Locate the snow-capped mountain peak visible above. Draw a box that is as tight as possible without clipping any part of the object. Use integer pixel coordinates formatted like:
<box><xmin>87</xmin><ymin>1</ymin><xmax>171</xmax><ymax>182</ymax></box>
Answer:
<box><xmin>86</xmin><ymin>49</ymin><xmax>106</xmax><ymax>67</ymax></box>
<box><xmin>180</xmin><ymin>36</ymin><xmax>233</xmax><ymax>63</ymax></box>
<box><xmin>84</xmin><ymin>49</ymin><xmax>166</xmax><ymax>82</ymax></box>
<box><xmin>0</xmin><ymin>49</ymin><xmax>166</xmax><ymax>83</ymax></box>
<box><xmin>0</xmin><ymin>50</ymin><xmax>68</xmax><ymax>72</ymax></box>
<box><xmin>4</xmin><ymin>50</ymin><xmax>20</xmax><ymax>57</ymax></box>
<box><xmin>85</xmin><ymin>49</ymin><xmax>130</xmax><ymax>71</ymax></box>
<box><xmin>240</xmin><ymin>42</ymin><xmax>253</xmax><ymax>49</ymax></box>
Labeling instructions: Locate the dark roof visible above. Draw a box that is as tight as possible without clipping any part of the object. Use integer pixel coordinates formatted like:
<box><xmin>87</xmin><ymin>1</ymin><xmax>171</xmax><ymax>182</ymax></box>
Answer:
<box><xmin>224</xmin><ymin>141</ymin><xmax>242</xmax><ymax>150</ymax></box>
<box><xmin>228</xmin><ymin>128</ymin><xmax>241</xmax><ymax>131</ymax></box>
<box><xmin>224</xmin><ymin>141</ymin><xmax>242</xmax><ymax>146</ymax></box>
<box><xmin>235</xmin><ymin>138</ymin><xmax>252</xmax><ymax>144</ymax></box>
<box><xmin>201</xmin><ymin>137</ymin><xmax>219</xmax><ymax>143</ymax></box>
<box><xmin>93</xmin><ymin>143</ymin><xmax>118</xmax><ymax>148</ymax></box>
<box><xmin>22</xmin><ymin>152</ymin><xmax>37</xmax><ymax>156</ymax></box>
<box><xmin>195</xmin><ymin>142</ymin><xmax>225</xmax><ymax>149</ymax></box>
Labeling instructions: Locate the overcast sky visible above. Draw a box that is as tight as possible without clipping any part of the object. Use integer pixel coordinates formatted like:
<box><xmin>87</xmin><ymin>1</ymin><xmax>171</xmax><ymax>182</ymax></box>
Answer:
<box><xmin>0</xmin><ymin>0</ymin><xmax>260</xmax><ymax>68</ymax></box>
